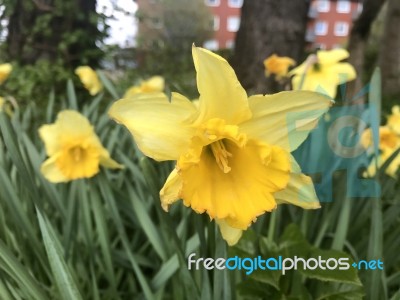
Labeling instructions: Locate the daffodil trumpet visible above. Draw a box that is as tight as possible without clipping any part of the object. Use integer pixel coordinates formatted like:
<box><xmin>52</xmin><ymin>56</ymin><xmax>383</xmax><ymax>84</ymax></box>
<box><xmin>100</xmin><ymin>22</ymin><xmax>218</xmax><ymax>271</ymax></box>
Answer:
<box><xmin>109</xmin><ymin>46</ymin><xmax>332</xmax><ymax>245</ymax></box>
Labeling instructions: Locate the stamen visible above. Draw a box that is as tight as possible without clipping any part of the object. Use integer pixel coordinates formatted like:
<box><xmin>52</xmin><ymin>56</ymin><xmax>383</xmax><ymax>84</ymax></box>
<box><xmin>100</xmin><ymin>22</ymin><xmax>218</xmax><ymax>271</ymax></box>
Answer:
<box><xmin>72</xmin><ymin>147</ymin><xmax>82</xmax><ymax>162</ymax></box>
<box><xmin>210</xmin><ymin>140</ymin><xmax>232</xmax><ymax>173</ymax></box>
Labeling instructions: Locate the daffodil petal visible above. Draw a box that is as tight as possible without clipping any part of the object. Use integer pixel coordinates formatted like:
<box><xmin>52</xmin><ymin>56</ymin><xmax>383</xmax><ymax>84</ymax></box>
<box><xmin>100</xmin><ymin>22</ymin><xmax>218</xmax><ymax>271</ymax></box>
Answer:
<box><xmin>192</xmin><ymin>46</ymin><xmax>251</xmax><ymax>124</ymax></box>
<box><xmin>144</xmin><ymin>76</ymin><xmax>165</xmax><ymax>92</ymax></box>
<box><xmin>317</xmin><ymin>49</ymin><xmax>349</xmax><ymax>65</ymax></box>
<box><xmin>38</xmin><ymin>124</ymin><xmax>61</xmax><ymax>156</ymax></box>
<box><xmin>216</xmin><ymin>219</ymin><xmax>243</xmax><ymax>246</ymax></box>
<box><xmin>179</xmin><ymin>140</ymin><xmax>290</xmax><ymax>229</ymax></box>
<box><xmin>56</xmin><ymin>110</ymin><xmax>94</xmax><ymax>137</ymax></box>
<box><xmin>239</xmin><ymin>91</ymin><xmax>332</xmax><ymax>152</ymax></box>
<box><xmin>40</xmin><ymin>155</ymin><xmax>69</xmax><ymax>183</ymax></box>
<box><xmin>292</xmin><ymin>70</ymin><xmax>340</xmax><ymax>98</ymax></box>
<box><xmin>329</xmin><ymin>63</ymin><xmax>356</xmax><ymax>84</ymax></box>
<box><xmin>0</xmin><ymin>63</ymin><xmax>12</xmax><ymax>84</ymax></box>
<box><xmin>289</xmin><ymin>61</ymin><xmax>308</xmax><ymax>76</ymax></box>
<box><xmin>109</xmin><ymin>92</ymin><xmax>198</xmax><ymax>161</ymax></box>
<box><xmin>275</xmin><ymin>156</ymin><xmax>320</xmax><ymax>209</ymax></box>
<box><xmin>160</xmin><ymin>168</ymin><xmax>182</xmax><ymax>211</ymax></box>
<box><xmin>99</xmin><ymin>149</ymin><xmax>124</xmax><ymax>169</ymax></box>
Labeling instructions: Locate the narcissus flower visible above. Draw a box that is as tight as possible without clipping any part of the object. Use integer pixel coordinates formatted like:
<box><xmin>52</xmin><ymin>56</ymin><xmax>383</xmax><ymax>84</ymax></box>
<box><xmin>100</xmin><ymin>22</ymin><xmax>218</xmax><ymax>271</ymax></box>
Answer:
<box><xmin>124</xmin><ymin>76</ymin><xmax>165</xmax><ymax>98</ymax></box>
<box><xmin>361</xmin><ymin>125</ymin><xmax>400</xmax><ymax>178</ymax></box>
<box><xmin>75</xmin><ymin>66</ymin><xmax>103</xmax><ymax>96</ymax></box>
<box><xmin>290</xmin><ymin>49</ymin><xmax>356</xmax><ymax>98</ymax></box>
<box><xmin>0</xmin><ymin>63</ymin><xmax>12</xmax><ymax>85</ymax></box>
<box><xmin>387</xmin><ymin>106</ymin><xmax>400</xmax><ymax>135</ymax></box>
<box><xmin>263</xmin><ymin>54</ymin><xmax>295</xmax><ymax>80</ymax></box>
<box><xmin>39</xmin><ymin>110</ymin><xmax>123</xmax><ymax>183</ymax></box>
<box><xmin>361</xmin><ymin>126</ymin><xmax>399</xmax><ymax>152</ymax></box>
<box><xmin>109</xmin><ymin>46</ymin><xmax>331</xmax><ymax>245</ymax></box>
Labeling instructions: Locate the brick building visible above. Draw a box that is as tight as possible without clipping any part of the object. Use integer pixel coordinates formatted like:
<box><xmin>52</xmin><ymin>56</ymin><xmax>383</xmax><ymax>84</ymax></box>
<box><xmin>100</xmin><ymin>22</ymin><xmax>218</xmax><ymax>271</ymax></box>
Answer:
<box><xmin>136</xmin><ymin>0</ymin><xmax>363</xmax><ymax>51</ymax></box>
<box><xmin>202</xmin><ymin>0</ymin><xmax>243</xmax><ymax>50</ymax></box>
<box><xmin>203</xmin><ymin>0</ymin><xmax>363</xmax><ymax>50</ymax></box>
<box><xmin>306</xmin><ymin>0</ymin><xmax>363</xmax><ymax>50</ymax></box>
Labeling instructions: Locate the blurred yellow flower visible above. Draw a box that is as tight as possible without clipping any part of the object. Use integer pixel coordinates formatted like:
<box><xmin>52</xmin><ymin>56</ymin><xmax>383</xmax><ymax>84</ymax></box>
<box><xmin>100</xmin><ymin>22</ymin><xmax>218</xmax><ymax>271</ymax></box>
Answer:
<box><xmin>365</xmin><ymin>149</ymin><xmax>400</xmax><ymax>178</ymax></box>
<box><xmin>361</xmin><ymin>126</ymin><xmax>400</xmax><ymax>152</ymax></box>
<box><xmin>124</xmin><ymin>76</ymin><xmax>165</xmax><ymax>98</ymax></box>
<box><xmin>361</xmin><ymin>125</ymin><xmax>400</xmax><ymax>178</ymax></box>
<box><xmin>0</xmin><ymin>63</ymin><xmax>12</xmax><ymax>85</ymax></box>
<box><xmin>263</xmin><ymin>54</ymin><xmax>295</xmax><ymax>80</ymax></box>
<box><xmin>39</xmin><ymin>110</ymin><xmax>123</xmax><ymax>183</ymax></box>
<box><xmin>387</xmin><ymin>106</ymin><xmax>400</xmax><ymax>135</ymax></box>
<box><xmin>109</xmin><ymin>46</ymin><xmax>331</xmax><ymax>245</ymax></box>
<box><xmin>290</xmin><ymin>49</ymin><xmax>356</xmax><ymax>98</ymax></box>
<box><xmin>75</xmin><ymin>66</ymin><xmax>102</xmax><ymax>96</ymax></box>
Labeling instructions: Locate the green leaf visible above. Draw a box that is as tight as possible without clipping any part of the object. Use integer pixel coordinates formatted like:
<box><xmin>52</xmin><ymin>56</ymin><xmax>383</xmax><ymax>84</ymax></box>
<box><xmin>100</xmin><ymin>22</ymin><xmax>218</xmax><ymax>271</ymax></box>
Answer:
<box><xmin>0</xmin><ymin>240</ymin><xmax>48</xmax><ymax>300</ymax></box>
<box><xmin>36</xmin><ymin>209</ymin><xmax>83</xmax><ymax>300</ymax></box>
<box><xmin>97</xmin><ymin>70</ymin><xmax>120</xmax><ymax>99</ymax></box>
<box><xmin>66</xmin><ymin>79</ymin><xmax>78</xmax><ymax>110</ymax></box>
<box><xmin>299</xmin><ymin>248</ymin><xmax>362</xmax><ymax>286</ymax></box>
<box><xmin>315</xmin><ymin>283</ymin><xmax>365</xmax><ymax>300</ymax></box>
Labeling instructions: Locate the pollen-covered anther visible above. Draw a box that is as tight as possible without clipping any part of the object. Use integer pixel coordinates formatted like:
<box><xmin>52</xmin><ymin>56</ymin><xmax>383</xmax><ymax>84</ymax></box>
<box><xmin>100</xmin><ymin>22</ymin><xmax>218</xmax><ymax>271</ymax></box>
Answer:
<box><xmin>210</xmin><ymin>140</ymin><xmax>232</xmax><ymax>173</ymax></box>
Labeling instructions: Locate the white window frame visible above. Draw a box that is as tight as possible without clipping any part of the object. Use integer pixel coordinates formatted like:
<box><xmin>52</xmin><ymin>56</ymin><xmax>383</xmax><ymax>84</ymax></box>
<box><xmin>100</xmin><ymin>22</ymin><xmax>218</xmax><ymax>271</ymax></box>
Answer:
<box><xmin>228</xmin><ymin>0</ymin><xmax>243</xmax><ymax>8</ymax></box>
<box><xmin>315</xmin><ymin>21</ymin><xmax>328</xmax><ymax>36</ymax></box>
<box><xmin>203</xmin><ymin>39</ymin><xmax>219</xmax><ymax>50</ymax></box>
<box><xmin>205</xmin><ymin>0</ymin><xmax>220</xmax><ymax>7</ymax></box>
<box><xmin>227</xmin><ymin>16</ymin><xmax>240</xmax><ymax>32</ymax></box>
<box><xmin>213</xmin><ymin>16</ymin><xmax>220</xmax><ymax>31</ymax></box>
<box><xmin>334</xmin><ymin>22</ymin><xmax>349</xmax><ymax>36</ymax></box>
<box><xmin>336</xmin><ymin>0</ymin><xmax>351</xmax><ymax>13</ymax></box>
<box><xmin>317</xmin><ymin>0</ymin><xmax>330</xmax><ymax>12</ymax></box>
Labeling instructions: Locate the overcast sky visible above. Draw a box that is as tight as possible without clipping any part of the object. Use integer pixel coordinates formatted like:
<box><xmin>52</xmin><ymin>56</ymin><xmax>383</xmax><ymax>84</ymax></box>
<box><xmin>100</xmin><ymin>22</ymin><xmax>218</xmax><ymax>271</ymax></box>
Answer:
<box><xmin>96</xmin><ymin>0</ymin><xmax>138</xmax><ymax>47</ymax></box>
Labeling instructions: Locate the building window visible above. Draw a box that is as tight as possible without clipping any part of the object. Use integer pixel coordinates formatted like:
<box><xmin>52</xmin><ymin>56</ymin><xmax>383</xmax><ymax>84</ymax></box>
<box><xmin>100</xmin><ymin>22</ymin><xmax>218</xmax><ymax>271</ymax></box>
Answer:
<box><xmin>227</xmin><ymin>16</ymin><xmax>240</xmax><ymax>32</ymax></box>
<box><xmin>204</xmin><ymin>39</ymin><xmax>219</xmax><ymax>50</ymax></box>
<box><xmin>213</xmin><ymin>16</ymin><xmax>219</xmax><ymax>31</ymax></box>
<box><xmin>334</xmin><ymin>22</ymin><xmax>349</xmax><ymax>36</ymax></box>
<box><xmin>226</xmin><ymin>40</ymin><xmax>234</xmax><ymax>49</ymax></box>
<box><xmin>315</xmin><ymin>21</ymin><xmax>328</xmax><ymax>36</ymax></box>
<box><xmin>228</xmin><ymin>0</ymin><xmax>243</xmax><ymax>8</ymax></box>
<box><xmin>317</xmin><ymin>0</ymin><xmax>330</xmax><ymax>12</ymax></box>
<box><xmin>336</xmin><ymin>0</ymin><xmax>351</xmax><ymax>13</ymax></box>
<box><xmin>205</xmin><ymin>0</ymin><xmax>220</xmax><ymax>7</ymax></box>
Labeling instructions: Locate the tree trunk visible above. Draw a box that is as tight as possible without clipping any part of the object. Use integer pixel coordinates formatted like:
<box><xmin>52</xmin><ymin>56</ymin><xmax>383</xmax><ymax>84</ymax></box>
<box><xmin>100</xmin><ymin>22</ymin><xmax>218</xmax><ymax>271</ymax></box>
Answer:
<box><xmin>231</xmin><ymin>0</ymin><xmax>310</xmax><ymax>94</ymax></box>
<box><xmin>346</xmin><ymin>0</ymin><xmax>386</xmax><ymax>99</ymax></box>
<box><xmin>379</xmin><ymin>0</ymin><xmax>400</xmax><ymax>100</ymax></box>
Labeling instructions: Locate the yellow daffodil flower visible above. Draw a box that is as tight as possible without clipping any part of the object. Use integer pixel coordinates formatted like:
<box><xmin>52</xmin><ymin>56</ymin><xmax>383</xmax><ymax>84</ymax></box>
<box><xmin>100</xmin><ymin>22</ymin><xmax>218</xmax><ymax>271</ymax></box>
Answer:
<box><xmin>124</xmin><ymin>76</ymin><xmax>165</xmax><ymax>98</ymax></box>
<box><xmin>109</xmin><ymin>46</ymin><xmax>331</xmax><ymax>245</ymax></box>
<box><xmin>364</xmin><ymin>148</ymin><xmax>400</xmax><ymax>179</ymax></box>
<box><xmin>75</xmin><ymin>66</ymin><xmax>103</xmax><ymax>96</ymax></box>
<box><xmin>263</xmin><ymin>54</ymin><xmax>295</xmax><ymax>80</ymax></box>
<box><xmin>361</xmin><ymin>126</ymin><xmax>400</xmax><ymax>152</ymax></box>
<box><xmin>361</xmin><ymin>125</ymin><xmax>400</xmax><ymax>178</ymax></box>
<box><xmin>0</xmin><ymin>63</ymin><xmax>12</xmax><ymax>85</ymax></box>
<box><xmin>290</xmin><ymin>49</ymin><xmax>356</xmax><ymax>99</ymax></box>
<box><xmin>39</xmin><ymin>110</ymin><xmax>123</xmax><ymax>183</ymax></box>
<box><xmin>387</xmin><ymin>106</ymin><xmax>400</xmax><ymax>135</ymax></box>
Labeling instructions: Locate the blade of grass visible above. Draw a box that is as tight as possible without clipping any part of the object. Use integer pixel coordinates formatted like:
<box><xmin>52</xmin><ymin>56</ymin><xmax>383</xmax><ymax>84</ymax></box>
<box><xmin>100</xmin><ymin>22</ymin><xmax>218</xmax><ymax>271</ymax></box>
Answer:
<box><xmin>37</xmin><ymin>208</ymin><xmax>83</xmax><ymax>300</ymax></box>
